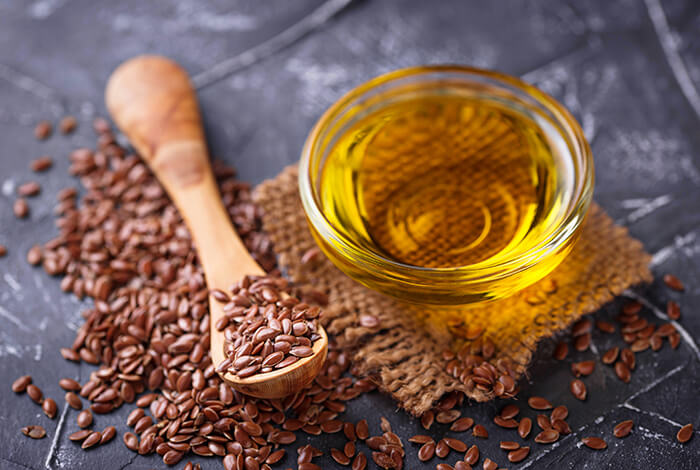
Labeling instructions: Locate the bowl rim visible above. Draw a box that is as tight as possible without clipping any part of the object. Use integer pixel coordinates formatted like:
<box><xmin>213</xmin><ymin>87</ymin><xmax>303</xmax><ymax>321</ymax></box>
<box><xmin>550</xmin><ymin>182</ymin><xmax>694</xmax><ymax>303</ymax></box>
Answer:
<box><xmin>298</xmin><ymin>64</ymin><xmax>594</xmax><ymax>284</ymax></box>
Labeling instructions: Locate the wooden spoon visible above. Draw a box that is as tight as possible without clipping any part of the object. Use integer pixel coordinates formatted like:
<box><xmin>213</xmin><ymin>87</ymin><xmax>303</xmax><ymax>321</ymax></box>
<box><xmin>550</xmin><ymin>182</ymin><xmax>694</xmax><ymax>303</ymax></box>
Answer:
<box><xmin>105</xmin><ymin>55</ymin><xmax>328</xmax><ymax>398</ymax></box>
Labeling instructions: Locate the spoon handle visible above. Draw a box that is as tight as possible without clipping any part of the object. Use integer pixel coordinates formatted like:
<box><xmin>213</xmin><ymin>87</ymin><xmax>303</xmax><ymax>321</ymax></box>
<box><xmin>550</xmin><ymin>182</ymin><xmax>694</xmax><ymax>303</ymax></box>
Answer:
<box><xmin>105</xmin><ymin>55</ymin><xmax>263</xmax><ymax>287</ymax></box>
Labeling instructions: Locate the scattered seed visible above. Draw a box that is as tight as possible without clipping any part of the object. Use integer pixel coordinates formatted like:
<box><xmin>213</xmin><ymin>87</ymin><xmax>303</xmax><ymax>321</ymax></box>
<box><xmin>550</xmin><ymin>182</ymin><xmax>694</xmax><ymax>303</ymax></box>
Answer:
<box><xmin>59</xmin><ymin>116</ymin><xmax>78</xmax><ymax>134</ymax></box>
<box><xmin>518</xmin><ymin>417</ymin><xmax>532</xmax><ymax>439</ymax></box>
<box><xmin>464</xmin><ymin>445</ymin><xmax>479</xmax><ymax>465</ymax></box>
<box><xmin>667</xmin><ymin>300</ymin><xmax>681</xmax><ymax>320</ymax></box>
<box><xmin>581</xmin><ymin>436</ymin><xmax>607</xmax><ymax>450</ymax></box>
<box><xmin>574</xmin><ymin>333</ymin><xmax>591</xmax><ymax>352</ymax></box>
<box><xmin>65</xmin><ymin>392</ymin><xmax>82</xmax><ymax>410</ymax></box>
<box><xmin>499</xmin><ymin>404</ymin><xmax>520</xmax><ymax>420</ymax></box>
<box><xmin>528</xmin><ymin>396</ymin><xmax>552</xmax><ymax>410</ymax></box>
<box><xmin>570</xmin><ymin>379</ymin><xmax>587</xmax><ymax>400</ymax></box>
<box><xmin>332</xmin><ymin>448</ymin><xmax>351</xmax><ymax>465</ymax></box>
<box><xmin>571</xmin><ymin>360</ymin><xmax>595</xmax><ymax>377</ymax></box>
<box><xmin>34</xmin><ymin>121</ymin><xmax>52</xmax><ymax>140</ymax></box>
<box><xmin>26</xmin><ymin>384</ymin><xmax>43</xmax><ymax>404</ymax></box>
<box><xmin>100</xmin><ymin>426</ymin><xmax>116</xmax><ymax>444</ymax></box>
<box><xmin>500</xmin><ymin>441</ymin><xmax>519</xmax><ymax>450</ymax></box>
<box><xmin>18</xmin><ymin>181</ymin><xmax>41</xmax><ymax>197</ymax></box>
<box><xmin>508</xmin><ymin>446</ymin><xmax>530</xmax><ymax>463</ymax></box>
<box><xmin>614</xmin><ymin>361</ymin><xmax>631</xmax><ymax>383</ymax></box>
<box><xmin>472</xmin><ymin>424</ymin><xmax>488</xmax><ymax>438</ymax></box>
<box><xmin>356</xmin><ymin>419</ymin><xmax>369</xmax><ymax>440</ymax></box>
<box><xmin>613</xmin><ymin>420</ymin><xmax>633</xmax><ymax>438</ymax></box>
<box><xmin>602</xmin><ymin>347</ymin><xmax>619</xmax><ymax>365</ymax></box>
<box><xmin>22</xmin><ymin>425</ymin><xmax>46</xmax><ymax>439</ymax></box>
<box><xmin>14</xmin><ymin>198</ymin><xmax>29</xmax><ymax>218</ymax></box>
<box><xmin>482</xmin><ymin>458</ymin><xmax>498</xmax><ymax>470</ymax></box>
<box><xmin>42</xmin><ymin>398</ymin><xmax>57</xmax><ymax>419</ymax></box>
<box><xmin>68</xmin><ymin>429</ymin><xmax>92</xmax><ymax>441</ymax></box>
<box><xmin>82</xmin><ymin>431</ymin><xmax>101</xmax><ymax>449</ymax></box>
<box><xmin>596</xmin><ymin>320</ymin><xmax>615</xmax><ymax>333</ymax></box>
<box><xmin>352</xmin><ymin>452</ymin><xmax>367</xmax><ymax>470</ymax></box>
<box><xmin>663</xmin><ymin>274</ymin><xmax>684</xmax><ymax>291</ymax></box>
<box><xmin>450</xmin><ymin>417</ymin><xmax>474</xmax><ymax>432</ymax></box>
<box><xmin>12</xmin><ymin>375</ymin><xmax>32</xmax><ymax>393</ymax></box>
<box><xmin>0</xmin><ymin>245</ymin><xmax>6</xmax><ymax>257</ymax></box>
<box><xmin>534</xmin><ymin>429</ymin><xmax>559</xmax><ymax>444</ymax></box>
<box><xmin>553</xmin><ymin>342</ymin><xmax>568</xmax><ymax>360</ymax></box>
<box><xmin>444</xmin><ymin>437</ymin><xmax>467</xmax><ymax>452</ymax></box>
<box><xmin>77</xmin><ymin>409</ymin><xmax>93</xmax><ymax>428</ymax></box>
<box><xmin>677</xmin><ymin>424</ymin><xmax>693</xmax><ymax>443</ymax></box>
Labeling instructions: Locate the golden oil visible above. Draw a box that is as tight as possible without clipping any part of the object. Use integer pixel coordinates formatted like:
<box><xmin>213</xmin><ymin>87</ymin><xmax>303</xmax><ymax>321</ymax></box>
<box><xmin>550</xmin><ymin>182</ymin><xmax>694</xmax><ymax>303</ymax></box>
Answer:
<box><xmin>319</xmin><ymin>94</ymin><xmax>568</xmax><ymax>272</ymax></box>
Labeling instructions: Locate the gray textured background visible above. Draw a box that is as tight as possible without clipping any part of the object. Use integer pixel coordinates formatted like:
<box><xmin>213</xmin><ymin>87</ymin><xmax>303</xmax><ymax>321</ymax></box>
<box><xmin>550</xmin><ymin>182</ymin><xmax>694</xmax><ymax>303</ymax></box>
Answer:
<box><xmin>0</xmin><ymin>0</ymin><xmax>699</xmax><ymax>469</ymax></box>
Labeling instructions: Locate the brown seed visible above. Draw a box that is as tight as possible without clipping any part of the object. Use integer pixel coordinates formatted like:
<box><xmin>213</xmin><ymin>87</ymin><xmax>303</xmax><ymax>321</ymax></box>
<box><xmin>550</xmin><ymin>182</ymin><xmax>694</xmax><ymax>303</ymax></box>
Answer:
<box><xmin>65</xmin><ymin>392</ymin><xmax>82</xmax><ymax>410</ymax></box>
<box><xmin>435</xmin><ymin>439</ymin><xmax>450</xmax><ymax>459</ymax></box>
<box><xmin>464</xmin><ymin>444</ymin><xmax>479</xmax><ymax>464</ymax></box>
<box><xmin>14</xmin><ymin>198</ymin><xmax>29</xmax><ymax>218</ymax></box>
<box><xmin>77</xmin><ymin>409</ymin><xmax>93</xmax><ymax>428</ymax></box>
<box><xmin>677</xmin><ymin>423</ymin><xmax>693</xmax><ymax>443</ymax></box>
<box><xmin>331</xmin><ymin>448</ymin><xmax>351</xmax><ymax>465</ymax></box>
<box><xmin>418</xmin><ymin>441</ymin><xmax>436</xmax><ymax>461</ymax></box>
<box><xmin>602</xmin><ymin>347</ymin><xmax>619</xmax><ymax>365</ymax></box>
<box><xmin>123</xmin><ymin>432</ymin><xmax>138</xmax><ymax>451</ymax></box>
<box><xmin>266</xmin><ymin>449</ymin><xmax>285</xmax><ymax>464</ymax></box>
<box><xmin>482</xmin><ymin>458</ymin><xmax>498</xmax><ymax>470</ymax></box>
<box><xmin>596</xmin><ymin>320</ymin><xmax>615</xmax><ymax>333</ymax></box>
<box><xmin>59</xmin><ymin>378</ymin><xmax>81</xmax><ymax>391</ymax></box>
<box><xmin>553</xmin><ymin>342</ymin><xmax>568</xmax><ymax>360</ymax></box>
<box><xmin>537</xmin><ymin>414</ymin><xmax>552</xmax><ymax>431</ymax></box>
<box><xmin>26</xmin><ymin>384</ymin><xmax>43</xmax><ymax>404</ymax></box>
<box><xmin>500</xmin><ymin>404</ymin><xmax>520</xmax><ymax>420</ymax></box>
<box><xmin>82</xmin><ymin>431</ymin><xmax>102</xmax><ymax>449</ymax></box>
<box><xmin>436</xmin><ymin>464</ymin><xmax>454</xmax><ymax>470</ymax></box>
<box><xmin>0</xmin><ymin>245</ymin><xmax>6</xmax><ymax>257</ymax></box>
<box><xmin>500</xmin><ymin>441</ymin><xmax>520</xmax><ymax>450</ymax></box>
<box><xmin>22</xmin><ymin>425</ymin><xmax>46</xmax><ymax>439</ymax></box>
<box><xmin>620</xmin><ymin>348</ymin><xmax>636</xmax><ymax>370</ymax></box>
<box><xmin>100</xmin><ymin>426</ymin><xmax>116</xmax><ymax>444</ymax></box>
<box><xmin>613</xmin><ymin>420</ymin><xmax>634</xmax><ymax>438</ymax></box>
<box><xmin>69</xmin><ymin>429</ymin><xmax>92</xmax><ymax>441</ymax></box>
<box><xmin>436</xmin><ymin>409</ymin><xmax>461</xmax><ymax>424</ymax></box>
<box><xmin>34</xmin><ymin>120</ymin><xmax>52</xmax><ymax>140</ymax></box>
<box><xmin>534</xmin><ymin>429</ymin><xmax>559</xmax><ymax>444</ymax></box>
<box><xmin>356</xmin><ymin>419</ymin><xmax>369</xmax><ymax>440</ymax></box>
<box><xmin>59</xmin><ymin>116</ymin><xmax>78</xmax><ymax>134</ymax></box>
<box><xmin>371</xmin><ymin>451</ymin><xmax>394</xmax><ymax>469</ymax></box>
<box><xmin>551</xmin><ymin>405</ymin><xmax>568</xmax><ymax>421</ymax></box>
<box><xmin>508</xmin><ymin>446</ymin><xmax>530</xmax><ymax>463</ymax></box>
<box><xmin>450</xmin><ymin>417</ymin><xmax>474</xmax><ymax>432</ymax></box>
<box><xmin>581</xmin><ymin>436</ymin><xmax>607</xmax><ymax>450</ymax></box>
<box><xmin>43</xmin><ymin>398</ymin><xmax>58</xmax><ymax>419</ymax></box>
<box><xmin>528</xmin><ymin>396</ymin><xmax>552</xmax><ymax>410</ymax></box>
<box><xmin>573</xmin><ymin>333</ymin><xmax>591</xmax><ymax>352</ymax></box>
<box><xmin>421</xmin><ymin>410</ymin><xmax>434</xmax><ymax>430</ymax></box>
<box><xmin>518</xmin><ymin>417</ymin><xmax>532</xmax><ymax>438</ymax></box>
<box><xmin>444</xmin><ymin>437</ymin><xmax>467</xmax><ymax>452</ymax></box>
<box><xmin>344</xmin><ymin>441</ymin><xmax>356</xmax><ymax>458</ymax></box>
<box><xmin>571</xmin><ymin>360</ymin><xmax>595</xmax><ymax>377</ymax></box>
<box><xmin>454</xmin><ymin>462</ymin><xmax>470</xmax><ymax>470</ymax></box>
<box><xmin>12</xmin><ymin>375</ymin><xmax>32</xmax><ymax>393</ymax></box>
<box><xmin>18</xmin><ymin>181</ymin><xmax>41</xmax><ymax>197</ymax></box>
<box><xmin>614</xmin><ymin>361</ymin><xmax>631</xmax><ymax>383</ymax></box>
<box><xmin>667</xmin><ymin>300</ymin><xmax>681</xmax><ymax>320</ymax></box>
<box><xmin>352</xmin><ymin>452</ymin><xmax>367</xmax><ymax>470</ymax></box>
<box><xmin>472</xmin><ymin>424</ymin><xmax>488</xmax><ymax>438</ymax></box>
<box><xmin>494</xmin><ymin>416</ymin><xmax>518</xmax><ymax>428</ymax></box>
<box><xmin>663</xmin><ymin>273</ymin><xmax>684</xmax><ymax>291</ymax></box>
<box><xmin>552</xmin><ymin>419</ymin><xmax>571</xmax><ymax>435</ymax></box>
<box><xmin>570</xmin><ymin>379</ymin><xmax>587</xmax><ymax>400</ymax></box>
<box><xmin>27</xmin><ymin>245</ymin><xmax>42</xmax><ymax>265</ymax></box>
<box><xmin>409</xmin><ymin>435</ymin><xmax>433</xmax><ymax>444</ymax></box>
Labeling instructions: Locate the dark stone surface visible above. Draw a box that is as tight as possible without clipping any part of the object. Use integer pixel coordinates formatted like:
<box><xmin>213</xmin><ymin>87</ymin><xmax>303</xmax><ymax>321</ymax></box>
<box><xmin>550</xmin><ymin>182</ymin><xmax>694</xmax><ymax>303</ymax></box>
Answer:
<box><xmin>0</xmin><ymin>0</ymin><xmax>698</xmax><ymax>468</ymax></box>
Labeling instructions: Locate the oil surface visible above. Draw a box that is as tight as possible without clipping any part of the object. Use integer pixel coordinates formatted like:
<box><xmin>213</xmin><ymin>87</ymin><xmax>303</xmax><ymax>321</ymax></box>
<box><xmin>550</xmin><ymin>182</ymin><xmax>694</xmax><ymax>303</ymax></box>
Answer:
<box><xmin>319</xmin><ymin>95</ymin><xmax>564</xmax><ymax>269</ymax></box>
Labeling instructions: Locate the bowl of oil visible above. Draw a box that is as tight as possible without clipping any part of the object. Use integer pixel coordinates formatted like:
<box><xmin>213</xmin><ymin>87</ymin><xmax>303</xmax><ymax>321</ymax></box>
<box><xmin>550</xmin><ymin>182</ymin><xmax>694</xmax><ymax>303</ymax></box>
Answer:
<box><xmin>299</xmin><ymin>66</ymin><xmax>593</xmax><ymax>305</ymax></box>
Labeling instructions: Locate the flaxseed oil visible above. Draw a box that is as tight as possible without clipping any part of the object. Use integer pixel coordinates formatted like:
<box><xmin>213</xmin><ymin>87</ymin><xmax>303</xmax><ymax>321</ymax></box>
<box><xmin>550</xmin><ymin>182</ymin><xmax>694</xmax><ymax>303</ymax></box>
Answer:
<box><xmin>319</xmin><ymin>94</ymin><xmax>569</xmax><ymax>271</ymax></box>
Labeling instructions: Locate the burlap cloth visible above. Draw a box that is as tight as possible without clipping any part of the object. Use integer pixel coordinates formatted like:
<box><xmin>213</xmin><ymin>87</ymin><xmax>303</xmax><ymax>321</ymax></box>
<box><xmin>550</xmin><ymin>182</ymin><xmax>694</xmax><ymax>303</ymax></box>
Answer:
<box><xmin>254</xmin><ymin>165</ymin><xmax>652</xmax><ymax>416</ymax></box>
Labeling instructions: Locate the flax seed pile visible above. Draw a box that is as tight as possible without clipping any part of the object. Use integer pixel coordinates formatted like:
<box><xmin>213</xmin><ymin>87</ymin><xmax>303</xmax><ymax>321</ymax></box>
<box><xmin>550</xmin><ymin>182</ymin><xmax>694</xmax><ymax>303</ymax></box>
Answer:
<box><xmin>7</xmin><ymin>118</ymin><xmax>695</xmax><ymax>469</ymax></box>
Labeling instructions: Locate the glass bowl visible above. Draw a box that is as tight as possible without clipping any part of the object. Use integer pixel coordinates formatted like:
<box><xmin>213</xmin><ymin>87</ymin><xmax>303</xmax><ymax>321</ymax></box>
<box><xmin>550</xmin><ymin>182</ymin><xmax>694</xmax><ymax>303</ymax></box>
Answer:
<box><xmin>299</xmin><ymin>66</ymin><xmax>593</xmax><ymax>305</ymax></box>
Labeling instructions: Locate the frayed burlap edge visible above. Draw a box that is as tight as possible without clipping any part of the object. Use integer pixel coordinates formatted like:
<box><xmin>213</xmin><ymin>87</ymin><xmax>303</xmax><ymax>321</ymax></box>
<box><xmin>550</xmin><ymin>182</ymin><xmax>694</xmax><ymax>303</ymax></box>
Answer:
<box><xmin>254</xmin><ymin>165</ymin><xmax>652</xmax><ymax>416</ymax></box>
